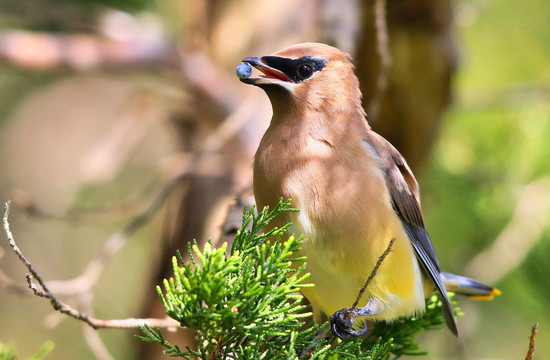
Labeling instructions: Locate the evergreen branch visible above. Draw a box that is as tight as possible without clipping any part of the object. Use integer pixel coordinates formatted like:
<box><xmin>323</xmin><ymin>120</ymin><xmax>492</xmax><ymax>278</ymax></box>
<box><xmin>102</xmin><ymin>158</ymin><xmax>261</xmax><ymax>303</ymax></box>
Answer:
<box><xmin>139</xmin><ymin>198</ymin><xmax>457</xmax><ymax>359</ymax></box>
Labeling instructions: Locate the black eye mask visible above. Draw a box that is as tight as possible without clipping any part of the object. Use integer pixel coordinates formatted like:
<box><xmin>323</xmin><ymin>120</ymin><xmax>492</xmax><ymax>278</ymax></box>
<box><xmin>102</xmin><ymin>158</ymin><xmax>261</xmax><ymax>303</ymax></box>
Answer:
<box><xmin>260</xmin><ymin>56</ymin><xmax>327</xmax><ymax>83</ymax></box>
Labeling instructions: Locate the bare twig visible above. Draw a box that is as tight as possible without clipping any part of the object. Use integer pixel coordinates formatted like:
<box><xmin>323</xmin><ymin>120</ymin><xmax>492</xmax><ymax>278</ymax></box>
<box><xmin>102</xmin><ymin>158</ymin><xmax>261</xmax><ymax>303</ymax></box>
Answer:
<box><xmin>4</xmin><ymin>201</ymin><xmax>54</xmax><ymax>299</ymax></box>
<box><xmin>1</xmin><ymin>77</ymin><xmax>254</xmax><ymax>323</ymax></box>
<box><xmin>347</xmin><ymin>237</ymin><xmax>395</xmax><ymax>318</ymax></box>
<box><xmin>525</xmin><ymin>323</ymin><xmax>538</xmax><ymax>360</ymax></box>
<box><xmin>0</xmin><ymin>170</ymin><xmax>192</xmax><ymax>302</ymax></box>
<box><xmin>45</xmin><ymin>170</ymin><xmax>190</xmax><ymax>295</ymax></box>
<box><xmin>6</xmin><ymin>88</ymin><xmax>253</xmax><ymax>298</ymax></box>
<box><xmin>3</xmin><ymin>201</ymin><xmax>179</xmax><ymax>330</ymax></box>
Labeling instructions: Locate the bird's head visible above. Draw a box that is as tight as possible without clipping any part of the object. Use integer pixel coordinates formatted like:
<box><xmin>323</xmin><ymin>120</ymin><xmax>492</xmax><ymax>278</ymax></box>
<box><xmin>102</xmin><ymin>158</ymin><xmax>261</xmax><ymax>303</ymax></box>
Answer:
<box><xmin>240</xmin><ymin>43</ymin><xmax>363</xmax><ymax>117</ymax></box>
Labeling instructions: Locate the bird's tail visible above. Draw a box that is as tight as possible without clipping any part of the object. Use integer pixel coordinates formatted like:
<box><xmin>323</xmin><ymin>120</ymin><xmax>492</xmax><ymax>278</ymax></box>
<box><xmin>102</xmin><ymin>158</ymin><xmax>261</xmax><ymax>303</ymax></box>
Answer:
<box><xmin>441</xmin><ymin>272</ymin><xmax>501</xmax><ymax>300</ymax></box>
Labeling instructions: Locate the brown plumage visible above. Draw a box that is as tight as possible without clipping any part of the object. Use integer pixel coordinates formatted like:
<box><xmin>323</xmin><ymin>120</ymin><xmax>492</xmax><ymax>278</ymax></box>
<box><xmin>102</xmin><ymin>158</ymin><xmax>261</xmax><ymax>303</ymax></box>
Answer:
<box><xmin>239</xmin><ymin>42</ymin><xmax>498</xmax><ymax>337</ymax></box>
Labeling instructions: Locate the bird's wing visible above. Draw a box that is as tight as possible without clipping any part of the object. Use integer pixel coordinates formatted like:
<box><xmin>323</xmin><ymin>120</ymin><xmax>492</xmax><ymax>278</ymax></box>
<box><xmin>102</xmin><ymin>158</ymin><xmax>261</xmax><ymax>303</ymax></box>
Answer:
<box><xmin>365</xmin><ymin>131</ymin><xmax>458</xmax><ymax>336</ymax></box>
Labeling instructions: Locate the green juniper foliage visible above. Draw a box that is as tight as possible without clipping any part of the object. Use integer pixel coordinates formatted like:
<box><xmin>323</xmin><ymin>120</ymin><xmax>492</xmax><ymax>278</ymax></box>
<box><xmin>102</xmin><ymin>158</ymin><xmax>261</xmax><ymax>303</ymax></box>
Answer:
<box><xmin>137</xmin><ymin>199</ymin><xmax>457</xmax><ymax>359</ymax></box>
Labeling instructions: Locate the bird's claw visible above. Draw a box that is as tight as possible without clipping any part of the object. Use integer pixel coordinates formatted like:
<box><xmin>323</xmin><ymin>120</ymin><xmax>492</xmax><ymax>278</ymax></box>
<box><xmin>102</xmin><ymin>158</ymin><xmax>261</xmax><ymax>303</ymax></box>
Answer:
<box><xmin>330</xmin><ymin>308</ymin><xmax>368</xmax><ymax>340</ymax></box>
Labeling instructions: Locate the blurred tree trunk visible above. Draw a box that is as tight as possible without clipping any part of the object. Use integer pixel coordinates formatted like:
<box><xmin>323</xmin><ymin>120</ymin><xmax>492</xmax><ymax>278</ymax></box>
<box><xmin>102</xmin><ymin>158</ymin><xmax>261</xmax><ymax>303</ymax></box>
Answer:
<box><xmin>356</xmin><ymin>0</ymin><xmax>457</xmax><ymax>173</ymax></box>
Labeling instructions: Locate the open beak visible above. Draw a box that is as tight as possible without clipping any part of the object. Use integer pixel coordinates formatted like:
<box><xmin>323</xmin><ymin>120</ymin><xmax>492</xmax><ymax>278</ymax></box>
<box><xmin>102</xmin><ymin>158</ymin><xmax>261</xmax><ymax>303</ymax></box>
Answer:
<box><xmin>239</xmin><ymin>57</ymin><xmax>293</xmax><ymax>86</ymax></box>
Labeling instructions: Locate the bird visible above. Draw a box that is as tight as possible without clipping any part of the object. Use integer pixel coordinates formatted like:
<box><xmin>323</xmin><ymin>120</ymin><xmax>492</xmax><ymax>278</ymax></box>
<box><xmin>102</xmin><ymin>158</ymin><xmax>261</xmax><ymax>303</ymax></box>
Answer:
<box><xmin>238</xmin><ymin>42</ymin><xmax>499</xmax><ymax>339</ymax></box>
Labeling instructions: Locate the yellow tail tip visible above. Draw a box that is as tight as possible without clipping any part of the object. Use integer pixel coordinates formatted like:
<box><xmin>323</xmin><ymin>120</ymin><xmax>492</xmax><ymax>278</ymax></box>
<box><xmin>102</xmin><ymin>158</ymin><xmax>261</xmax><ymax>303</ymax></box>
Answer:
<box><xmin>469</xmin><ymin>288</ymin><xmax>501</xmax><ymax>301</ymax></box>
<box><xmin>469</xmin><ymin>295</ymin><xmax>495</xmax><ymax>301</ymax></box>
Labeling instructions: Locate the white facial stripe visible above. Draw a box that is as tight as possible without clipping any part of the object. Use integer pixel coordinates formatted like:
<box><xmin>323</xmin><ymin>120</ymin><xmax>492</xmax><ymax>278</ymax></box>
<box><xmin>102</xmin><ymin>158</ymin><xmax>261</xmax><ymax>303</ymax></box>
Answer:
<box><xmin>255</xmin><ymin>78</ymin><xmax>297</xmax><ymax>91</ymax></box>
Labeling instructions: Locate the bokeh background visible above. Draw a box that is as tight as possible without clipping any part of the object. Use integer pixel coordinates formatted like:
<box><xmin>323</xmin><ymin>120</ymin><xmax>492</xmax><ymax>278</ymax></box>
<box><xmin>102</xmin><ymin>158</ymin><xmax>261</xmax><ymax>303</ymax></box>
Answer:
<box><xmin>0</xmin><ymin>0</ymin><xmax>549</xmax><ymax>359</ymax></box>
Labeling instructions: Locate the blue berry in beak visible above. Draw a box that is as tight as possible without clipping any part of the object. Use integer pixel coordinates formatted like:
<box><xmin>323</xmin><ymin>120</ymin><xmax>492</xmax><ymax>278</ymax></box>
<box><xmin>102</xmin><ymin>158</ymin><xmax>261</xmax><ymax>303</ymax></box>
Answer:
<box><xmin>236</xmin><ymin>62</ymin><xmax>253</xmax><ymax>79</ymax></box>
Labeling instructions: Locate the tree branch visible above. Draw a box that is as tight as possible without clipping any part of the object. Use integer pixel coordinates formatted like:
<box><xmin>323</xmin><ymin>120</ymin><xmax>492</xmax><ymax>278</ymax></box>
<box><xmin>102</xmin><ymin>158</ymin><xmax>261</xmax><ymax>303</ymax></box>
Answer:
<box><xmin>525</xmin><ymin>323</ymin><xmax>538</xmax><ymax>360</ymax></box>
<box><xmin>3</xmin><ymin>201</ymin><xmax>179</xmax><ymax>330</ymax></box>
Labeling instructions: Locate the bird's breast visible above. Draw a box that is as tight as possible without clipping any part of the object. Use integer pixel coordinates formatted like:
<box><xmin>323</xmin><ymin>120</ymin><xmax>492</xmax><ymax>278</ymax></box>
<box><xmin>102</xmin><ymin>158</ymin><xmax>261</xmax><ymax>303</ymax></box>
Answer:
<box><xmin>253</xmin><ymin>124</ymin><xmax>425</xmax><ymax>320</ymax></box>
<box><xmin>254</xmin><ymin>123</ymin><xmax>393</xmax><ymax>243</ymax></box>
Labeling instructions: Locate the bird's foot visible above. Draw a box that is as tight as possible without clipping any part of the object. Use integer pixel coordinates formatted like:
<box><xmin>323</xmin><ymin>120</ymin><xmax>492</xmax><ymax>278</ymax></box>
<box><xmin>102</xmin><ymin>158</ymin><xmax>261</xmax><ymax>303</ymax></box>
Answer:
<box><xmin>329</xmin><ymin>298</ymin><xmax>386</xmax><ymax>340</ymax></box>
<box><xmin>330</xmin><ymin>309</ymin><xmax>368</xmax><ymax>340</ymax></box>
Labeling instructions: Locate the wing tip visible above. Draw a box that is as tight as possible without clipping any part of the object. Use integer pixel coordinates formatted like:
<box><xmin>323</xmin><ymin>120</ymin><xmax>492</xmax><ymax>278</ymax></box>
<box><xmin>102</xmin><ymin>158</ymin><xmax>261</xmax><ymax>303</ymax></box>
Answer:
<box><xmin>447</xmin><ymin>319</ymin><xmax>459</xmax><ymax>337</ymax></box>
<box><xmin>440</xmin><ymin>293</ymin><xmax>459</xmax><ymax>337</ymax></box>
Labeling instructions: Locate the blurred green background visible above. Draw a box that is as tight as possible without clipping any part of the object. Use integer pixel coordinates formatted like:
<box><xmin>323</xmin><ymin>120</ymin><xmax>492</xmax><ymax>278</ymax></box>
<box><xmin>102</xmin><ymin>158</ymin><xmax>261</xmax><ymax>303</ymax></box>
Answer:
<box><xmin>421</xmin><ymin>0</ymin><xmax>550</xmax><ymax>357</ymax></box>
<box><xmin>0</xmin><ymin>0</ymin><xmax>549</xmax><ymax>359</ymax></box>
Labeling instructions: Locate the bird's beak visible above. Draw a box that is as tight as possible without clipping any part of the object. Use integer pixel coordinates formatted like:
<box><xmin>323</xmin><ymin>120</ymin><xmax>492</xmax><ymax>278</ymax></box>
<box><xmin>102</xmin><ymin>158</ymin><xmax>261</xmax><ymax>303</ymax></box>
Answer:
<box><xmin>239</xmin><ymin>57</ymin><xmax>293</xmax><ymax>87</ymax></box>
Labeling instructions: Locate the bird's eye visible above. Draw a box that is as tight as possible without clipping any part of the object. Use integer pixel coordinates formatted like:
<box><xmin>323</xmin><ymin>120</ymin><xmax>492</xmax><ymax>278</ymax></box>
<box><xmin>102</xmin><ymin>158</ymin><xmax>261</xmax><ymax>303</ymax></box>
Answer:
<box><xmin>297</xmin><ymin>63</ymin><xmax>314</xmax><ymax>78</ymax></box>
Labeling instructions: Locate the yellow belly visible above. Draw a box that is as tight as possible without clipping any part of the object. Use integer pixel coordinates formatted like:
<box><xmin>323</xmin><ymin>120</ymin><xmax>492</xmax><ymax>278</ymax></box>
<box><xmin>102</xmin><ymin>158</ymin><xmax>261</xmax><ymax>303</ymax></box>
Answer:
<box><xmin>289</xmin><ymin>208</ymin><xmax>426</xmax><ymax>323</ymax></box>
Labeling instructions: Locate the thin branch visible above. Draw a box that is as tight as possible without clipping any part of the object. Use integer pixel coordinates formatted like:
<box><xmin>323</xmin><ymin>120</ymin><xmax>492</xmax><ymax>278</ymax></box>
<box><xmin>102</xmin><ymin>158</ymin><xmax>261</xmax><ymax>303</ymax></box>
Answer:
<box><xmin>347</xmin><ymin>237</ymin><xmax>395</xmax><ymax>318</ymax></box>
<box><xmin>525</xmin><ymin>323</ymin><xmax>538</xmax><ymax>360</ymax></box>
<box><xmin>6</xmin><ymin>90</ymin><xmax>254</xmax><ymax>299</ymax></box>
<box><xmin>45</xmin><ymin>170</ymin><xmax>191</xmax><ymax>295</ymax></box>
<box><xmin>3</xmin><ymin>201</ymin><xmax>179</xmax><ymax>330</ymax></box>
<box><xmin>47</xmin><ymin>96</ymin><xmax>254</xmax><ymax>294</ymax></box>
<box><xmin>3</xmin><ymin>200</ymin><xmax>94</xmax><ymax>328</ymax></box>
<box><xmin>4</xmin><ymin>201</ymin><xmax>53</xmax><ymax>298</ymax></box>
<box><xmin>1</xmin><ymin>87</ymin><xmax>254</xmax><ymax>322</ymax></box>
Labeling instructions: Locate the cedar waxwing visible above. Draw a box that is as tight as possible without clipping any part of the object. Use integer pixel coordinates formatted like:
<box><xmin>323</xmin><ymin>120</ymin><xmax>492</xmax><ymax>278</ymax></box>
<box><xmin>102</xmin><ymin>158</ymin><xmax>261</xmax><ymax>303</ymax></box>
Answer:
<box><xmin>238</xmin><ymin>43</ymin><xmax>499</xmax><ymax>339</ymax></box>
